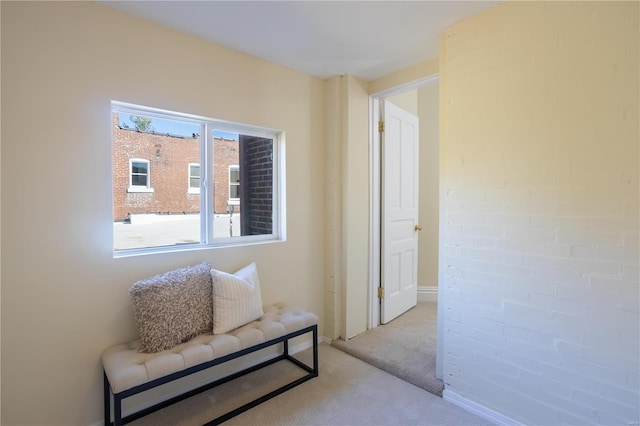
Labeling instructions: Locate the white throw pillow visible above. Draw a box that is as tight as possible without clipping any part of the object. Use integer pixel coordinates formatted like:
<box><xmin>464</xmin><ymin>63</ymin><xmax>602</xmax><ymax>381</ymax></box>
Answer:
<box><xmin>211</xmin><ymin>262</ymin><xmax>264</xmax><ymax>334</ymax></box>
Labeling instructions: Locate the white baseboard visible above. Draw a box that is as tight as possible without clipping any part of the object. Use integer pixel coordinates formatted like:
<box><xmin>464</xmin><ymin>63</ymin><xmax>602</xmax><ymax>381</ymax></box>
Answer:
<box><xmin>418</xmin><ymin>285</ymin><xmax>438</xmax><ymax>302</ymax></box>
<box><xmin>92</xmin><ymin>336</ymin><xmax>323</xmax><ymax>426</ymax></box>
<box><xmin>443</xmin><ymin>389</ymin><xmax>522</xmax><ymax>426</ymax></box>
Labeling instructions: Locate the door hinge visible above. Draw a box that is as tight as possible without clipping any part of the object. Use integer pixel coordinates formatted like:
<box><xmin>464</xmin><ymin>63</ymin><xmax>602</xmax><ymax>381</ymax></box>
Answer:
<box><xmin>378</xmin><ymin>287</ymin><xmax>385</xmax><ymax>299</ymax></box>
<box><xmin>378</xmin><ymin>121</ymin><xmax>385</xmax><ymax>133</ymax></box>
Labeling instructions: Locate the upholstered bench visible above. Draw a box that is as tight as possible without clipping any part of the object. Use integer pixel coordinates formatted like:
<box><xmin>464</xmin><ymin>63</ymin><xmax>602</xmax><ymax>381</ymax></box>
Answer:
<box><xmin>102</xmin><ymin>304</ymin><xmax>318</xmax><ymax>426</ymax></box>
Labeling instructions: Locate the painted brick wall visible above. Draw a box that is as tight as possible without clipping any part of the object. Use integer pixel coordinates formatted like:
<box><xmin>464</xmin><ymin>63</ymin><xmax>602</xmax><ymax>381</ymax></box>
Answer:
<box><xmin>441</xmin><ymin>2</ymin><xmax>639</xmax><ymax>424</ymax></box>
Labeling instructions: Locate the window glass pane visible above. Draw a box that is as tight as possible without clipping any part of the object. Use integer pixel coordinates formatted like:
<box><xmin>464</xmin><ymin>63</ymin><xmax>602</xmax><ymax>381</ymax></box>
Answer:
<box><xmin>113</xmin><ymin>110</ymin><xmax>201</xmax><ymax>251</ymax></box>
<box><xmin>212</xmin><ymin>131</ymin><xmax>274</xmax><ymax>238</ymax></box>
<box><xmin>189</xmin><ymin>164</ymin><xmax>200</xmax><ymax>188</ymax></box>
<box><xmin>230</xmin><ymin>185</ymin><xmax>240</xmax><ymax>199</ymax></box>
<box><xmin>229</xmin><ymin>166</ymin><xmax>240</xmax><ymax>200</ymax></box>
<box><xmin>132</xmin><ymin>162</ymin><xmax>147</xmax><ymax>174</ymax></box>
<box><xmin>131</xmin><ymin>174</ymin><xmax>147</xmax><ymax>186</ymax></box>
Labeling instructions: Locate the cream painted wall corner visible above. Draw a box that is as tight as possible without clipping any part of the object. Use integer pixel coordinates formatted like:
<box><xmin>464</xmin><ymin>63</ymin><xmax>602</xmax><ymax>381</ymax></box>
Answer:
<box><xmin>323</xmin><ymin>75</ymin><xmax>344</xmax><ymax>341</ymax></box>
<box><xmin>343</xmin><ymin>75</ymin><xmax>371</xmax><ymax>339</ymax></box>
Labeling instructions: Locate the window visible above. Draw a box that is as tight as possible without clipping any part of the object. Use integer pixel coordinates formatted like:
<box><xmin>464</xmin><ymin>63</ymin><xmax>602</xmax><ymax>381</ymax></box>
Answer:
<box><xmin>112</xmin><ymin>101</ymin><xmax>284</xmax><ymax>255</ymax></box>
<box><xmin>229</xmin><ymin>165</ymin><xmax>240</xmax><ymax>201</ymax></box>
<box><xmin>128</xmin><ymin>159</ymin><xmax>153</xmax><ymax>192</ymax></box>
<box><xmin>188</xmin><ymin>163</ymin><xmax>200</xmax><ymax>194</ymax></box>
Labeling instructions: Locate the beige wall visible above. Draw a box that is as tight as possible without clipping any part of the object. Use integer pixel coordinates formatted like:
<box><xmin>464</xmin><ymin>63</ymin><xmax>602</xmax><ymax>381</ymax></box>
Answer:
<box><xmin>343</xmin><ymin>76</ymin><xmax>371</xmax><ymax>339</ymax></box>
<box><xmin>417</xmin><ymin>85</ymin><xmax>439</xmax><ymax>288</ymax></box>
<box><xmin>324</xmin><ymin>75</ymin><xmax>343</xmax><ymax>340</ymax></box>
<box><xmin>386</xmin><ymin>90</ymin><xmax>418</xmax><ymax>116</ymax></box>
<box><xmin>1</xmin><ymin>2</ymin><xmax>325</xmax><ymax>425</ymax></box>
<box><xmin>440</xmin><ymin>2</ymin><xmax>638</xmax><ymax>423</ymax></box>
<box><xmin>324</xmin><ymin>75</ymin><xmax>371</xmax><ymax>340</ymax></box>
<box><xmin>369</xmin><ymin>58</ymin><xmax>438</xmax><ymax>95</ymax></box>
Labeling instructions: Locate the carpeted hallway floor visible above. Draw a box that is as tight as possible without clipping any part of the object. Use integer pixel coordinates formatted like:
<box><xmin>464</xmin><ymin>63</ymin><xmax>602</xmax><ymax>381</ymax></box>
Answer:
<box><xmin>331</xmin><ymin>302</ymin><xmax>444</xmax><ymax>396</ymax></box>
<box><xmin>129</xmin><ymin>343</ymin><xmax>489</xmax><ymax>426</ymax></box>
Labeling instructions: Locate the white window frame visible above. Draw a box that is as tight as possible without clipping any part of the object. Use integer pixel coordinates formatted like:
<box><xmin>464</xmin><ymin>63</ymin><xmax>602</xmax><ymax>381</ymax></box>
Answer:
<box><xmin>127</xmin><ymin>158</ymin><xmax>154</xmax><ymax>193</ymax></box>
<box><xmin>228</xmin><ymin>164</ymin><xmax>240</xmax><ymax>205</ymax></box>
<box><xmin>112</xmin><ymin>101</ymin><xmax>285</xmax><ymax>257</ymax></box>
<box><xmin>188</xmin><ymin>163</ymin><xmax>200</xmax><ymax>194</ymax></box>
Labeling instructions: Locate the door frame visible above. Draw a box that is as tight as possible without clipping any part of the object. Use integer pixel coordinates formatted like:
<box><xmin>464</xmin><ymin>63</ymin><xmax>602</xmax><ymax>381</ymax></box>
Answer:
<box><xmin>368</xmin><ymin>73</ymin><xmax>441</xmax><ymax>373</ymax></box>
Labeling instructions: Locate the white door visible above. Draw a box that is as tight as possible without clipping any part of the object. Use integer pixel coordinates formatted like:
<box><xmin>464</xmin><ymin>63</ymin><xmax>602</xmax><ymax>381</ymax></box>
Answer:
<box><xmin>381</xmin><ymin>100</ymin><xmax>420</xmax><ymax>324</ymax></box>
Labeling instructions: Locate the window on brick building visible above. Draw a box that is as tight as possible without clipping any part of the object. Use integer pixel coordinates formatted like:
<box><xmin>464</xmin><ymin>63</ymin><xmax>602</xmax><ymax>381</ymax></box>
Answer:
<box><xmin>112</xmin><ymin>101</ymin><xmax>284</xmax><ymax>255</ymax></box>
<box><xmin>128</xmin><ymin>159</ymin><xmax>152</xmax><ymax>192</ymax></box>
<box><xmin>229</xmin><ymin>165</ymin><xmax>240</xmax><ymax>200</ymax></box>
<box><xmin>188</xmin><ymin>163</ymin><xmax>200</xmax><ymax>194</ymax></box>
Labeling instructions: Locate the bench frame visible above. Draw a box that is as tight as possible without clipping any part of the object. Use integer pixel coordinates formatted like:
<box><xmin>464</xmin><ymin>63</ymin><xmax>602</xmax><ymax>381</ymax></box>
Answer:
<box><xmin>104</xmin><ymin>324</ymin><xmax>318</xmax><ymax>426</ymax></box>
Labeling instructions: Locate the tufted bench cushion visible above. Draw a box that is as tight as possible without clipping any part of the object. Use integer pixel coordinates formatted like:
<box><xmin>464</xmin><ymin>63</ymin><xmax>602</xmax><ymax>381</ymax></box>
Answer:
<box><xmin>102</xmin><ymin>304</ymin><xmax>318</xmax><ymax>395</ymax></box>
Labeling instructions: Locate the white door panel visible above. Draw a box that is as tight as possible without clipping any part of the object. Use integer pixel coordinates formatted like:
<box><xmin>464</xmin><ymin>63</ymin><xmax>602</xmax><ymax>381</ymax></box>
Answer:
<box><xmin>381</xmin><ymin>100</ymin><xmax>420</xmax><ymax>324</ymax></box>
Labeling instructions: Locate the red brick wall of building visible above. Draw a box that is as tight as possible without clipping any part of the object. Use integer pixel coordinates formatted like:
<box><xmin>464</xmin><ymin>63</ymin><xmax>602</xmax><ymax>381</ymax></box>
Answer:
<box><xmin>112</xmin><ymin>112</ymin><xmax>239</xmax><ymax>221</ymax></box>
<box><xmin>213</xmin><ymin>138</ymin><xmax>240</xmax><ymax>214</ymax></box>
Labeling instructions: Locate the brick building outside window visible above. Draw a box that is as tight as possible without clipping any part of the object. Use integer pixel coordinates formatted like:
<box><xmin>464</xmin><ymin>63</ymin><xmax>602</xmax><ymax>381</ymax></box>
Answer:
<box><xmin>112</xmin><ymin>112</ymin><xmax>241</xmax><ymax>222</ymax></box>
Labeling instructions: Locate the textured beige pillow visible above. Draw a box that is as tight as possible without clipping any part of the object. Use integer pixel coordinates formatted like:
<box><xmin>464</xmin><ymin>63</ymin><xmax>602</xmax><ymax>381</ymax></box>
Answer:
<box><xmin>211</xmin><ymin>262</ymin><xmax>264</xmax><ymax>334</ymax></box>
<box><xmin>129</xmin><ymin>262</ymin><xmax>213</xmax><ymax>353</ymax></box>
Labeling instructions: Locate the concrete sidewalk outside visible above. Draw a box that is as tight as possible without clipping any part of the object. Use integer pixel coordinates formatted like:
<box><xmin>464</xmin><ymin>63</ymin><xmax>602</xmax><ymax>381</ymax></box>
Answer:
<box><xmin>114</xmin><ymin>213</ymin><xmax>240</xmax><ymax>251</ymax></box>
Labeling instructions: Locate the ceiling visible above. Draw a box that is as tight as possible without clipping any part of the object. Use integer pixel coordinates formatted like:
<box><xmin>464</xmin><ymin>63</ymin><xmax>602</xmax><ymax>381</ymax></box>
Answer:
<box><xmin>101</xmin><ymin>1</ymin><xmax>501</xmax><ymax>81</ymax></box>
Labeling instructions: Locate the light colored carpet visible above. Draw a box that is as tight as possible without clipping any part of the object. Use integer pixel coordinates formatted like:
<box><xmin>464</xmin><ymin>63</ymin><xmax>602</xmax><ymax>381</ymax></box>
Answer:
<box><xmin>129</xmin><ymin>344</ymin><xmax>489</xmax><ymax>426</ymax></box>
<box><xmin>331</xmin><ymin>302</ymin><xmax>444</xmax><ymax>396</ymax></box>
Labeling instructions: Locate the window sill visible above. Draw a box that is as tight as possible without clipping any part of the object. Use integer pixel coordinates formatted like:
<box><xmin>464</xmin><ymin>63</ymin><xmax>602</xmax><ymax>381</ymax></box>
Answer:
<box><xmin>188</xmin><ymin>188</ymin><xmax>200</xmax><ymax>194</ymax></box>
<box><xmin>113</xmin><ymin>236</ymin><xmax>284</xmax><ymax>258</ymax></box>
<box><xmin>127</xmin><ymin>187</ymin><xmax>154</xmax><ymax>193</ymax></box>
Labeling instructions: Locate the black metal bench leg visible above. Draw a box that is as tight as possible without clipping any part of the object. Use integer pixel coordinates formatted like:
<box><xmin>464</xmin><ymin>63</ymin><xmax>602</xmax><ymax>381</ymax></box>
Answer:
<box><xmin>104</xmin><ymin>371</ymin><xmax>111</xmax><ymax>426</ymax></box>
<box><xmin>313</xmin><ymin>325</ymin><xmax>319</xmax><ymax>375</ymax></box>
<box><xmin>283</xmin><ymin>339</ymin><xmax>289</xmax><ymax>356</ymax></box>
<box><xmin>114</xmin><ymin>394</ymin><xmax>122</xmax><ymax>426</ymax></box>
